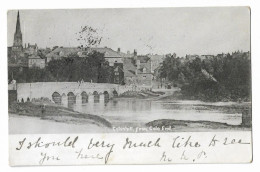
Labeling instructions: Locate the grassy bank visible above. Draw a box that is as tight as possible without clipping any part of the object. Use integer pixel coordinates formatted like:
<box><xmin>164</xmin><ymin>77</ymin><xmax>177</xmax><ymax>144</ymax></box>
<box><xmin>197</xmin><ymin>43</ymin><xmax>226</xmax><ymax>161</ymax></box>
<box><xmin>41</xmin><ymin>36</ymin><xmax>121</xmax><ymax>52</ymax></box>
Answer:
<box><xmin>146</xmin><ymin>119</ymin><xmax>251</xmax><ymax>132</ymax></box>
<box><xmin>9</xmin><ymin>102</ymin><xmax>112</xmax><ymax>128</ymax></box>
<box><xmin>118</xmin><ymin>90</ymin><xmax>165</xmax><ymax>99</ymax></box>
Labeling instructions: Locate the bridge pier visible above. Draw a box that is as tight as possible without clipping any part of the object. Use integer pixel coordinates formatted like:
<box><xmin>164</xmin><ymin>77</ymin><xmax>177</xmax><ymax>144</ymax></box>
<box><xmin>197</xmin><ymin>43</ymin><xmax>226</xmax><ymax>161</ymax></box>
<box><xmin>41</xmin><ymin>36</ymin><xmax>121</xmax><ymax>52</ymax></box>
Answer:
<box><xmin>61</xmin><ymin>94</ymin><xmax>68</xmax><ymax>106</ymax></box>
<box><xmin>100</xmin><ymin>94</ymin><xmax>104</xmax><ymax>101</ymax></box>
<box><xmin>88</xmin><ymin>95</ymin><xmax>94</xmax><ymax>103</ymax></box>
<box><xmin>76</xmin><ymin>94</ymin><xmax>81</xmax><ymax>105</ymax></box>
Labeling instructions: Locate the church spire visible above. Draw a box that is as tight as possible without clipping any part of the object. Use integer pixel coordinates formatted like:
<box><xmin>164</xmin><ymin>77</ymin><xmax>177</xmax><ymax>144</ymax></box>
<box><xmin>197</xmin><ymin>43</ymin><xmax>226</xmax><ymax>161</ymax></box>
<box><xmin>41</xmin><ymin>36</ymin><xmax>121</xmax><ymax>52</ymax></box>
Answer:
<box><xmin>15</xmin><ymin>11</ymin><xmax>21</xmax><ymax>35</ymax></box>
<box><xmin>13</xmin><ymin>10</ymin><xmax>23</xmax><ymax>50</ymax></box>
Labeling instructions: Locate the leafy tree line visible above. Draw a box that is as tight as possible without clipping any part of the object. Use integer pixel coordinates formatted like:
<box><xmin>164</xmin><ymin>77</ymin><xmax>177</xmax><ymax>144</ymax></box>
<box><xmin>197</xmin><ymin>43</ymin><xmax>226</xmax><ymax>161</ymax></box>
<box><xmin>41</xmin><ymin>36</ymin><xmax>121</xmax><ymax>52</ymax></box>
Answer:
<box><xmin>8</xmin><ymin>51</ymin><xmax>115</xmax><ymax>84</ymax></box>
<box><xmin>159</xmin><ymin>52</ymin><xmax>251</xmax><ymax>102</ymax></box>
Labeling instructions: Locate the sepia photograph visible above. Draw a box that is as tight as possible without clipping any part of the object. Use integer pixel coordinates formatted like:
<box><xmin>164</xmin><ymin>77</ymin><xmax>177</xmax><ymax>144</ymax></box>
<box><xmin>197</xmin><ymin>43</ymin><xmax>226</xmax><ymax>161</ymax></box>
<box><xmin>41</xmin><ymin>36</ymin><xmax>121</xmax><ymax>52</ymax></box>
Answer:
<box><xmin>7</xmin><ymin>7</ymin><xmax>251</xmax><ymax>135</ymax></box>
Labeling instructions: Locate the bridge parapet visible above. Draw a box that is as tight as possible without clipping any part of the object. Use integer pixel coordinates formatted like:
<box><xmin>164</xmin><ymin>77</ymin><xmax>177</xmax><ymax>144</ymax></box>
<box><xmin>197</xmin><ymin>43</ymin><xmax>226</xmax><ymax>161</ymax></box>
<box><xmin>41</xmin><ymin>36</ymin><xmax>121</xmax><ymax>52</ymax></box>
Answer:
<box><xmin>16</xmin><ymin>82</ymin><xmax>150</xmax><ymax>103</ymax></box>
<box><xmin>17</xmin><ymin>82</ymin><xmax>134</xmax><ymax>103</ymax></box>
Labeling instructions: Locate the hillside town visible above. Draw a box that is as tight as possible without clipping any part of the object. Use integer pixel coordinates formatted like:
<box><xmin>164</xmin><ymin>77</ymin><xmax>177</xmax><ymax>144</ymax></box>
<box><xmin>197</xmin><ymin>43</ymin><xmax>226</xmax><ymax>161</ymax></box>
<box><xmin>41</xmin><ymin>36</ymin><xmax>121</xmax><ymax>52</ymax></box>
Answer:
<box><xmin>8</xmin><ymin>11</ymin><xmax>250</xmax><ymax>91</ymax></box>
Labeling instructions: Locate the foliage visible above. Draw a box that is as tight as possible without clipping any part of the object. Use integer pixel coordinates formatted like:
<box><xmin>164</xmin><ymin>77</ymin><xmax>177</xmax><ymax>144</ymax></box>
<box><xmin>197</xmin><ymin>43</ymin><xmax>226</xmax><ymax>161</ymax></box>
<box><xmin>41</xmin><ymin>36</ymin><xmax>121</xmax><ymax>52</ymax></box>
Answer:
<box><xmin>76</xmin><ymin>25</ymin><xmax>103</xmax><ymax>47</ymax></box>
<box><xmin>159</xmin><ymin>52</ymin><xmax>251</xmax><ymax>102</ymax></box>
<box><xmin>9</xmin><ymin>51</ymin><xmax>116</xmax><ymax>84</ymax></box>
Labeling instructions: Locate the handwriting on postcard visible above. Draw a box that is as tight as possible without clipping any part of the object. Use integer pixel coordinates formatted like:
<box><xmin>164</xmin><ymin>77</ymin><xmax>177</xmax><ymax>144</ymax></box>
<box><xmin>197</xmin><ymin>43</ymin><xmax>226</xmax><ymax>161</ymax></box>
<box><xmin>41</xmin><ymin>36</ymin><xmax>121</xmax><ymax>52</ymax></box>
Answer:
<box><xmin>10</xmin><ymin>132</ymin><xmax>252</xmax><ymax>165</ymax></box>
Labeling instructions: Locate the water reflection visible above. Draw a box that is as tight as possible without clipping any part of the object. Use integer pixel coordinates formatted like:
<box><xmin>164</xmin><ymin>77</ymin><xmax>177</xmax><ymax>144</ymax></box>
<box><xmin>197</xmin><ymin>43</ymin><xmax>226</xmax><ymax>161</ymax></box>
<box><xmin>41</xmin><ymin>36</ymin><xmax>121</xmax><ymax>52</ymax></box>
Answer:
<box><xmin>67</xmin><ymin>98</ymin><xmax>243</xmax><ymax>126</ymax></box>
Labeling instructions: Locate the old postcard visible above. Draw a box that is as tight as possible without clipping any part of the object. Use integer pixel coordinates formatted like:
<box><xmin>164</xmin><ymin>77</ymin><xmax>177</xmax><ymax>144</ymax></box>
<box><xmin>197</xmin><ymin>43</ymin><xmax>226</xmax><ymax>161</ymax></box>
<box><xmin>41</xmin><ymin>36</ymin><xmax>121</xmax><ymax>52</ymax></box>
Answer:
<box><xmin>8</xmin><ymin>7</ymin><xmax>252</xmax><ymax>166</ymax></box>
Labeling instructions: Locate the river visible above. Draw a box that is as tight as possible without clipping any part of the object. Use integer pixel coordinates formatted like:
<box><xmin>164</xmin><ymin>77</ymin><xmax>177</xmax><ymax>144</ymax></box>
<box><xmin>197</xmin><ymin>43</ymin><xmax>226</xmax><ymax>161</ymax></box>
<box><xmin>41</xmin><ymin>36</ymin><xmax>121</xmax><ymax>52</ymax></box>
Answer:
<box><xmin>69</xmin><ymin>98</ymin><xmax>247</xmax><ymax>128</ymax></box>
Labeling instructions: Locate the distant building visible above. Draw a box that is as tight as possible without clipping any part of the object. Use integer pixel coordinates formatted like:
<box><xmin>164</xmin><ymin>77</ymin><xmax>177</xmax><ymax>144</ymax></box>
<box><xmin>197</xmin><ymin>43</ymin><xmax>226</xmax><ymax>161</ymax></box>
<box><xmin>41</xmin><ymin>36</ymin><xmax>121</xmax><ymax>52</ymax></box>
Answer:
<box><xmin>24</xmin><ymin>43</ymin><xmax>38</xmax><ymax>55</ymax></box>
<box><xmin>46</xmin><ymin>47</ymin><xmax>80</xmax><ymax>62</ymax></box>
<box><xmin>87</xmin><ymin>47</ymin><xmax>123</xmax><ymax>66</ymax></box>
<box><xmin>12</xmin><ymin>11</ymin><xmax>23</xmax><ymax>52</ymax></box>
<box><xmin>8</xmin><ymin>11</ymin><xmax>45</xmax><ymax>71</ymax></box>
<box><xmin>123</xmin><ymin>50</ymin><xmax>153</xmax><ymax>88</ymax></box>
<box><xmin>46</xmin><ymin>46</ymin><xmax>124</xmax><ymax>66</ymax></box>
<box><xmin>45</xmin><ymin>46</ymin><xmax>126</xmax><ymax>84</ymax></box>
<box><xmin>113</xmin><ymin>63</ymin><xmax>124</xmax><ymax>84</ymax></box>
<box><xmin>28</xmin><ymin>54</ymin><xmax>46</xmax><ymax>69</ymax></box>
<box><xmin>147</xmin><ymin>54</ymin><xmax>165</xmax><ymax>73</ymax></box>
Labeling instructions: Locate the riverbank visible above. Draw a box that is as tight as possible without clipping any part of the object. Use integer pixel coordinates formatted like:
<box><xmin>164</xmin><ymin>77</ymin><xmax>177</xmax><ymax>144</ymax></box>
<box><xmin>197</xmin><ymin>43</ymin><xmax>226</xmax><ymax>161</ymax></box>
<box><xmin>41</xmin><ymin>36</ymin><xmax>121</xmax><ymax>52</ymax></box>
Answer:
<box><xmin>146</xmin><ymin>119</ymin><xmax>251</xmax><ymax>132</ymax></box>
<box><xmin>160</xmin><ymin>90</ymin><xmax>251</xmax><ymax>103</ymax></box>
<box><xmin>118</xmin><ymin>90</ymin><xmax>165</xmax><ymax>99</ymax></box>
<box><xmin>9</xmin><ymin>102</ymin><xmax>112</xmax><ymax>134</ymax></box>
<box><xmin>9</xmin><ymin>113</ymin><xmax>112</xmax><ymax>134</ymax></box>
<box><xmin>157</xmin><ymin>92</ymin><xmax>251</xmax><ymax>127</ymax></box>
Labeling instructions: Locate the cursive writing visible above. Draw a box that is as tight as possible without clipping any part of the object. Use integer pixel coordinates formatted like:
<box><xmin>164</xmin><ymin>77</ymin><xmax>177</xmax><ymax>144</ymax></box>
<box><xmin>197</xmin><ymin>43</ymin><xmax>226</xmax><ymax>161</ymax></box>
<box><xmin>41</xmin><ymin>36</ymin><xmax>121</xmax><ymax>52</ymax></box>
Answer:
<box><xmin>16</xmin><ymin>136</ymin><xmax>78</xmax><ymax>150</ymax></box>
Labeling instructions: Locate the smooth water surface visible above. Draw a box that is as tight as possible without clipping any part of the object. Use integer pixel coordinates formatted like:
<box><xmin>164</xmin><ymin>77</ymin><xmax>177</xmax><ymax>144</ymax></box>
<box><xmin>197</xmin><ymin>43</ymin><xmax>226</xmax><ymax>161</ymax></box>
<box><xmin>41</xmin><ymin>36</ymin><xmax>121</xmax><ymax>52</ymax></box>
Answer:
<box><xmin>70</xmin><ymin>98</ymin><xmax>243</xmax><ymax>127</ymax></box>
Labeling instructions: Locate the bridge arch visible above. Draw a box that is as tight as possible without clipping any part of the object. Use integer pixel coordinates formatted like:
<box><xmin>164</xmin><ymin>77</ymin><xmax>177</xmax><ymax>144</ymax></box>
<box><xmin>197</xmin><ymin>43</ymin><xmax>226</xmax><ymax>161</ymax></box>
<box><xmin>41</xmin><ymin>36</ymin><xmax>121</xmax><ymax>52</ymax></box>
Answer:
<box><xmin>104</xmin><ymin>91</ymin><xmax>109</xmax><ymax>102</ymax></box>
<box><xmin>93</xmin><ymin>91</ymin><xmax>99</xmax><ymax>103</ymax></box>
<box><xmin>113</xmin><ymin>90</ymin><xmax>118</xmax><ymax>97</ymax></box>
<box><xmin>67</xmin><ymin>92</ymin><xmax>76</xmax><ymax>105</ymax></box>
<box><xmin>52</xmin><ymin>92</ymin><xmax>62</xmax><ymax>104</ymax></box>
<box><xmin>81</xmin><ymin>91</ymin><xmax>88</xmax><ymax>103</ymax></box>
<box><xmin>61</xmin><ymin>93</ymin><xmax>67</xmax><ymax>105</ymax></box>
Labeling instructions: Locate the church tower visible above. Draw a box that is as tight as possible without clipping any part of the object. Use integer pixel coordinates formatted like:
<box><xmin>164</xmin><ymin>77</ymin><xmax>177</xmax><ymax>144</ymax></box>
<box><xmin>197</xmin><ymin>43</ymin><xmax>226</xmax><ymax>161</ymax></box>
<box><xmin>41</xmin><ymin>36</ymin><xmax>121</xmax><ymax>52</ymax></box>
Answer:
<box><xmin>12</xmin><ymin>11</ymin><xmax>23</xmax><ymax>51</ymax></box>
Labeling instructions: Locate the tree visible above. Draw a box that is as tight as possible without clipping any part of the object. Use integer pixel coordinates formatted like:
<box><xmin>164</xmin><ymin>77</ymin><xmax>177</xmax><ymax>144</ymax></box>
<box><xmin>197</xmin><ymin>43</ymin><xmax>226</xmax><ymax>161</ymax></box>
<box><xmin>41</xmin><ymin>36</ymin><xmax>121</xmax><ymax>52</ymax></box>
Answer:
<box><xmin>158</xmin><ymin>52</ymin><xmax>251</xmax><ymax>102</ymax></box>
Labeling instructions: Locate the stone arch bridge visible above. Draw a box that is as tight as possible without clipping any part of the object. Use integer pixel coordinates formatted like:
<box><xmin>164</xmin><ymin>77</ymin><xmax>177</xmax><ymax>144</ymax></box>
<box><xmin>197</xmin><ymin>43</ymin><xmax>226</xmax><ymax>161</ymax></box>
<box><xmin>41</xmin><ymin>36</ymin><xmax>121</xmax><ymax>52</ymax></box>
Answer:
<box><xmin>16</xmin><ymin>82</ymin><xmax>132</xmax><ymax>105</ymax></box>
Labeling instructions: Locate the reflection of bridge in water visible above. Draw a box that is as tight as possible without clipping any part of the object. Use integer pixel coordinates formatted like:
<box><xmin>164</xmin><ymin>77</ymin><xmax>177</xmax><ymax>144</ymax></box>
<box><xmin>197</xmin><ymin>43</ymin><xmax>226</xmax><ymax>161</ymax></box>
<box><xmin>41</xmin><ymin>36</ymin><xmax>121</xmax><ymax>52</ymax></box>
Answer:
<box><xmin>16</xmin><ymin>82</ymin><xmax>132</xmax><ymax>105</ymax></box>
<box><xmin>52</xmin><ymin>90</ymin><xmax>118</xmax><ymax>107</ymax></box>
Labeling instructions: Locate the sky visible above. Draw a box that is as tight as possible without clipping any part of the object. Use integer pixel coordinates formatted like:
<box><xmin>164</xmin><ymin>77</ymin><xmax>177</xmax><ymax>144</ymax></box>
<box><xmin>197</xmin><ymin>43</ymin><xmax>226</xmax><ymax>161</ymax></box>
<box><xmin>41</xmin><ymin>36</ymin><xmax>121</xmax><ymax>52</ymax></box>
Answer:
<box><xmin>7</xmin><ymin>7</ymin><xmax>250</xmax><ymax>57</ymax></box>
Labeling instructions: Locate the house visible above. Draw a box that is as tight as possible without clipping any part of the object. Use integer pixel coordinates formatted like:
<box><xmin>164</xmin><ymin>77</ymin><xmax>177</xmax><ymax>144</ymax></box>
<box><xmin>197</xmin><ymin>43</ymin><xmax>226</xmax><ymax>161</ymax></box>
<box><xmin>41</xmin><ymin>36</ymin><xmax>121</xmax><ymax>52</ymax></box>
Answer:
<box><xmin>24</xmin><ymin>43</ymin><xmax>38</xmax><ymax>55</ymax></box>
<box><xmin>28</xmin><ymin>54</ymin><xmax>46</xmax><ymax>69</ymax></box>
<box><xmin>46</xmin><ymin>46</ymin><xmax>124</xmax><ymax>66</ymax></box>
<box><xmin>123</xmin><ymin>51</ymin><xmax>153</xmax><ymax>88</ymax></box>
<box><xmin>113</xmin><ymin>63</ymin><xmax>124</xmax><ymax>84</ymax></box>
<box><xmin>123</xmin><ymin>57</ymin><xmax>138</xmax><ymax>85</ymax></box>
<box><xmin>82</xmin><ymin>47</ymin><xmax>124</xmax><ymax>66</ymax></box>
<box><xmin>147</xmin><ymin>54</ymin><xmax>165</xmax><ymax>73</ymax></box>
<box><xmin>46</xmin><ymin>47</ymin><xmax>80</xmax><ymax>62</ymax></box>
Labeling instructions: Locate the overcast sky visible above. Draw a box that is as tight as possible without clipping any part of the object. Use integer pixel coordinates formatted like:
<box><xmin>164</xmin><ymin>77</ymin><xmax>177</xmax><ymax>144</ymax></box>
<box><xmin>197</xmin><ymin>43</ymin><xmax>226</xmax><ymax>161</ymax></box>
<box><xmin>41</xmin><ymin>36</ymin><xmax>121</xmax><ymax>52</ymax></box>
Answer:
<box><xmin>7</xmin><ymin>7</ymin><xmax>250</xmax><ymax>56</ymax></box>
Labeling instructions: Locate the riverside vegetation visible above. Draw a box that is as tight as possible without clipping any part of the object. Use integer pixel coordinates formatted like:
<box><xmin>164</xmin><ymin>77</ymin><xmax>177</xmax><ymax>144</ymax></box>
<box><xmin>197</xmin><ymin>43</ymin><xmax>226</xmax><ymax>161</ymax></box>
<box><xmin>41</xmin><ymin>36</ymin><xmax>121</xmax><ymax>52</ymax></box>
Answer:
<box><xmin>9</xmin><ymin>50</ymin><xmax>251</xmax><ymax>102</ymax></box>
<box><xmin>159</xmin><ymin>52</ymin><xmax>251</xmax><ymax>102</ymax></box>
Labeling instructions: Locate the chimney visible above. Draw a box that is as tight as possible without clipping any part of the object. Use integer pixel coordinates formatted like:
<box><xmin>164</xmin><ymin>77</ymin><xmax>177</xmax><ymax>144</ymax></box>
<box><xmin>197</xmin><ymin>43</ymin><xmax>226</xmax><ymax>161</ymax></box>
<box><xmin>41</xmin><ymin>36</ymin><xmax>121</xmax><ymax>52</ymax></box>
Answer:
<box><xmin>24</xmin><ymin>43</ymin><xmax>26</xmax><ymax>49</ymax></box>
<box><xmin>134</xmin><ymin>49</ymin><xmax>137</xmax><ymax>56</ymax></box>
<box><xmin>117</xmin><ymin>48</ymin><xmax>120</xmax><ymax>53</ymax></box>
<box><xmin>127</xmin><ymin>51</ymin><xmax>130</xmax><ymax>55</ymax></box>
